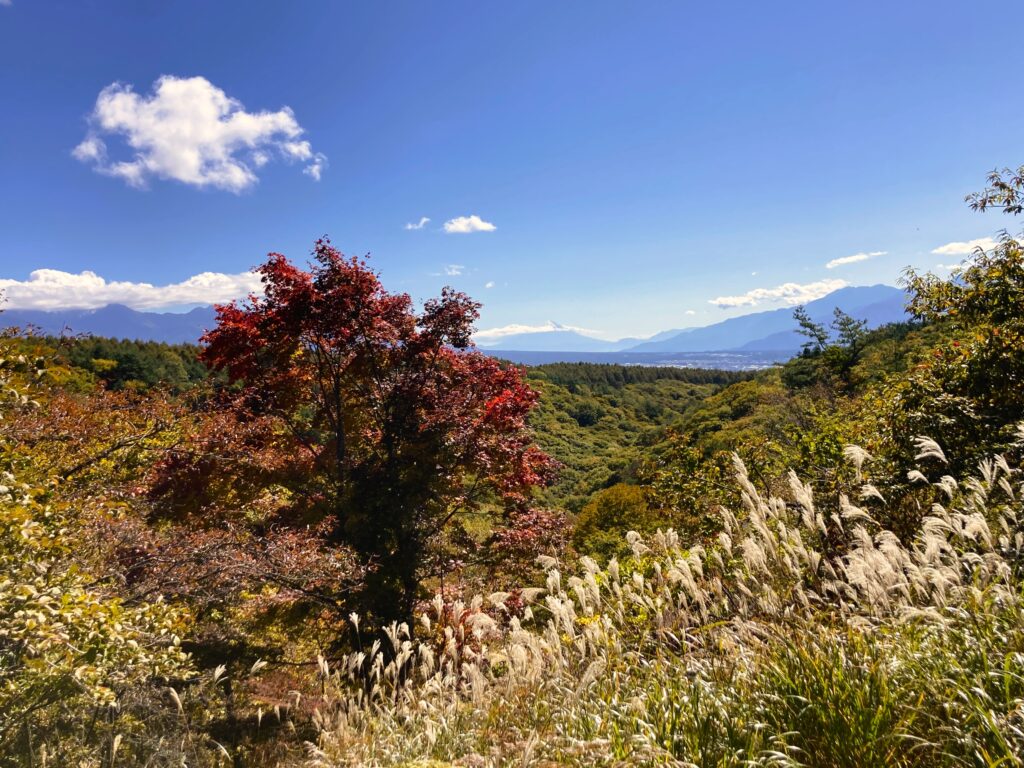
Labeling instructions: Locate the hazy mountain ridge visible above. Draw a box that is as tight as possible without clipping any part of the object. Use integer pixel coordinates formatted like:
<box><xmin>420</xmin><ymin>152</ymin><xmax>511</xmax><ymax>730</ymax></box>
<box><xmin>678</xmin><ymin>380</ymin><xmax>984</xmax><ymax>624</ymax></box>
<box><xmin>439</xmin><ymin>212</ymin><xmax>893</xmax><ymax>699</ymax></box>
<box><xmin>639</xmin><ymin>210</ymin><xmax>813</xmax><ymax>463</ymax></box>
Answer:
<box><xmin>480</xmin><ymin>285</ymin><xmax>907</xmax><ymax>355</ymax></box>
<box><xmin>0</xmin><ymin>285</ymin><xmax>908</xmax><ymax>357</ymax></box>
<box><xmin>625</xmin><ymin>285</ymin><xmax>906</xmax><ymax>353</ymax></box>
<box><xmin>0</xmin><ymin>304</ymin><xmax>217</xmax><ymax>344</ymax></box>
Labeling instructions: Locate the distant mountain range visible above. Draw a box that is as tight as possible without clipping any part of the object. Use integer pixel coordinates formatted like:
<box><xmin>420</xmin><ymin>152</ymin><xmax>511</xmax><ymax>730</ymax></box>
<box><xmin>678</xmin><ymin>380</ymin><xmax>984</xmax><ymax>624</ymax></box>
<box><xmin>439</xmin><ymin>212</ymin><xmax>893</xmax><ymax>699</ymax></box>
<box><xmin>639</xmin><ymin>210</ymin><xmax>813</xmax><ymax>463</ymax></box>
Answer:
<box><xmin>625</xmin><ymin>284</ymin><xmax>907</xmax><ymax>354</ymax></box>
<box><xmin>0</xmin><ymin>284</ymin><xmax>910</xmax><ymax>362</ymax></box>
<box><xmin>0</xmin><ymin>304</ymin><xmax>217</xmax><ymax>344</ymax></box>
<box><xmin>477</xmin><ymin>325</ymin><xmax>689</xmax><ymax>353</ymax></box>
<box><xmin>478</xmin><ymin>284</ymin><xmax>908</xmax><ymax>356</ymax></box>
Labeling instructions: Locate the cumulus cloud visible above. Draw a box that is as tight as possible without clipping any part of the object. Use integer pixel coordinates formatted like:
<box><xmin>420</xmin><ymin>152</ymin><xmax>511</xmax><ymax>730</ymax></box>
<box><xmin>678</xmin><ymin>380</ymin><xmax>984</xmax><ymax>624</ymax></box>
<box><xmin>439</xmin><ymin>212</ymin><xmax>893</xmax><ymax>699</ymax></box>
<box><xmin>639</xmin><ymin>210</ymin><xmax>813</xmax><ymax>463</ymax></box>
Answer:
<box><xmin>0</xmin><ymin>268</ymin><xmax>263</xmax><ymax>311</ymax></box>
<box><xmin>710</xmin><ymin>278</ymin><xmax>848</xmax><ymax>309</ymax></box>
<box><xmin>404</xmin><ymin>216</ymin><xmax>430</xmax><ymax>231</ymax></box>
<box><xmin>826</xmin><ymin>250</ymin><xmax>886</xmax><ymax>269</ymax></box>
<box><xmin>484</xmin><ymin>281</ymin><xmax>495</xmax><ymax>289</ymax></box>
<box><xmin>931</xmin><ymin>237</ymin><xmax>998</xmax><ymax>255</ymax></box>
<box><xmin>72</xmin><ymin>75</ymin><xmax>326</xmax><ymax>192</ymax></box>
<box><xmin>684</xmin><ymin>309</ymin><xmax>697</xmax><ymax>316</ymax></box>
<box><xmin>443</xmin><ymin>215</ymin><xmax>496</xmax><ymax>234</ymax></box>
<box><xmin>444</xmin><ymin>264</ymin><xmax>464</xmax><ymax>276</ymax></box>
<box><xmin>474</xmin><ymin>321</ymin><xmax>595</xmax><ymax>343</ymax></box>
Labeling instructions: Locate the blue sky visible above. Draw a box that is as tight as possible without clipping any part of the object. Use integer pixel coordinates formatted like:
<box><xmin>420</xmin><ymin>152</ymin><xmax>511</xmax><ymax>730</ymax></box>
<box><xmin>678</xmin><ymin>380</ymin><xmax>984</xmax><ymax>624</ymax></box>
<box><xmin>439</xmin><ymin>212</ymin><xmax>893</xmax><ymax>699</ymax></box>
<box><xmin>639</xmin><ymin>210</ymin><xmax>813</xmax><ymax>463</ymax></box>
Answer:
<box><xmin>1</xmin><ymin>1</ymin><xmax>1021</xmax><ymax>340</ymax></box>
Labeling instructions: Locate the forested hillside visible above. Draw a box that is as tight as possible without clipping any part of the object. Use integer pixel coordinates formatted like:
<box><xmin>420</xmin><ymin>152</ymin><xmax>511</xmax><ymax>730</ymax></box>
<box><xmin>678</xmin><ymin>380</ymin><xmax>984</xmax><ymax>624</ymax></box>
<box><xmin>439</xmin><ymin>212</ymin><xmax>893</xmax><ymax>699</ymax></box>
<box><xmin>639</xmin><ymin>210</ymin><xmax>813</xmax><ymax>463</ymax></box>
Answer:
<box><xmin>526</xmin><ymin>364</ymin><xmax>748</xmax><ymax>511</ymax></box>
<box><xmin>2</xmin><ymin>168</ymin><xmax>1024</xmax><ymax>766</ymax></box>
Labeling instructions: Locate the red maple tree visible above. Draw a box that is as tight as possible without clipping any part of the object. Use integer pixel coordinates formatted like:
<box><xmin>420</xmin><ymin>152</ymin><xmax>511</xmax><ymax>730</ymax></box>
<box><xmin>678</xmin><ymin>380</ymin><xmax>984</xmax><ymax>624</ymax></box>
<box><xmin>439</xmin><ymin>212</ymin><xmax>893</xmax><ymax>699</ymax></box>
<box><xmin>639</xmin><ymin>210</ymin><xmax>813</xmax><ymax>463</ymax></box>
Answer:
<box><xmin>198</xmin><ymin>239</ymin><xmax>555</xmax><ymax>628</ymax></box>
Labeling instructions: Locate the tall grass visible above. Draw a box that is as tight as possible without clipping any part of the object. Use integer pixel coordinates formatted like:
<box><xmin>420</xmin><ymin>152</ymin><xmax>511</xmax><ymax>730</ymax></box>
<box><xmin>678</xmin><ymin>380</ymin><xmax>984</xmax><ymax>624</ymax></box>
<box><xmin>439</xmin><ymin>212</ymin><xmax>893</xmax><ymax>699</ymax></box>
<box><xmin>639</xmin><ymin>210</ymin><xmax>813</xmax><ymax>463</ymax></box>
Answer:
<box><xmin>305</xmin><ymin>432</ymin><xmax>1024</xmax><ymax>767</ymax></box>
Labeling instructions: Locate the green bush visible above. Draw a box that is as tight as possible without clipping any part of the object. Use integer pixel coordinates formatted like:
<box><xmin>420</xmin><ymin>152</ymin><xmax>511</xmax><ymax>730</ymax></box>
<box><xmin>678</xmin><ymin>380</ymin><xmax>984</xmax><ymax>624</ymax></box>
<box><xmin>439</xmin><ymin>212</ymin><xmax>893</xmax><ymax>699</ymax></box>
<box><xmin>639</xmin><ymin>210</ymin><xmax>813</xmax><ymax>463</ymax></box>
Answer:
<box><xmin>571</xmin><ymin>483</ymin><xmax>659</xmax><ymax>560</ymax></box>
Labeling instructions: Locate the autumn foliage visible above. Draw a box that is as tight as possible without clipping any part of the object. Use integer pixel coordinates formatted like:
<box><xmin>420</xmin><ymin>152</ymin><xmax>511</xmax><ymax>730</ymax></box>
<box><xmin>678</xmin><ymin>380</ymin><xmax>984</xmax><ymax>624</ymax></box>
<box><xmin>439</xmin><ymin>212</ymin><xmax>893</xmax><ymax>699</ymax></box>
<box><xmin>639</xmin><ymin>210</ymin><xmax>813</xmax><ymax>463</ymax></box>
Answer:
<box><xmin>173</xmin><ymin>239</ymin><xmax>555</xmax><ymax>628</ymax></box>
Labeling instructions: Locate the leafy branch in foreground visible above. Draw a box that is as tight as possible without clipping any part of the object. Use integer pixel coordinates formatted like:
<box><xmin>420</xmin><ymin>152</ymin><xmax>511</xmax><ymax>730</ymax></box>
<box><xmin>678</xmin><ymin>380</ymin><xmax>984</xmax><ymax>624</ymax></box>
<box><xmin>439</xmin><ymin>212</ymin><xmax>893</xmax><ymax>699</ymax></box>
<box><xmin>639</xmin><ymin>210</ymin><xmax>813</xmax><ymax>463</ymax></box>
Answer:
<box><xmin>967</xmin><ymin>165</ymin><xmax>1024</xmax><ymax>215</ymax></box>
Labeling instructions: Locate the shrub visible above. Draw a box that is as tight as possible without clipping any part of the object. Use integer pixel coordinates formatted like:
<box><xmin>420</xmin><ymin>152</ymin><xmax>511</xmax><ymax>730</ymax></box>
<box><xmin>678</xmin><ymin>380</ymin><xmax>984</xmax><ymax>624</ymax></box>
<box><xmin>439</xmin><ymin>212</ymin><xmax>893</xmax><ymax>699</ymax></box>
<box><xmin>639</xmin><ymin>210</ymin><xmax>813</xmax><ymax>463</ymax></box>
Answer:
<box><xmin>571</xmin><ymin>483</ymin><xmax>657</xmax><ymax>560</ymax></box>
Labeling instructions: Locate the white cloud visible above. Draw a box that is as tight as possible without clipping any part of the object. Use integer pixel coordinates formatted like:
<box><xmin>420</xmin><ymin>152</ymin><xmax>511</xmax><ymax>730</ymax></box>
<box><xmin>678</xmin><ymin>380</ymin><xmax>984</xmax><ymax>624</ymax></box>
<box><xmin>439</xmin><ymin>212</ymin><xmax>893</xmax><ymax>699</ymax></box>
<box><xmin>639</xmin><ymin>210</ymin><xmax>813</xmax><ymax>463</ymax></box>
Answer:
<box><xmin>931</xmin><ymin>237</ymin><xmax>998</xmax><ymax>255</ymax></box>
<box><xmin>710</xmin><ymin>278</ymin><xmax>847</xmax><ymax>309</ymax></box>
<box><xmin>404</xmin><ymin>216</ymin><xmax>430</xmax><ymax>231</ymax></box>
<box><xmin>303</xmin><ymin>153</ymin><xmax>328</xmax><ymax>181</ymax></box>
<box><xmin>443</xmin><ymin>215</ymin><xmax>496</xmax><ymax>234</ymax></box>
<box><xmin>73</xmin><ymin>75</ymin><xmax>326</xmax><ymax>192</ymax></box>
<box><xmin>444</xmin><ymin>264</ymin><xmax>464</xmax><ymax>276</ymax></box>
<box><xmin>474</xmin><ymin>320</ymin><xmax>595</xmax><ymax>343</ymax></box>
<box><xmin>684</xmin><ymin>310</ymin><xmax>696</xmax><ymax>316</ymax></box>
<box><xmin>71</xmin><ymin>135</ymin><xmax>105</xmax><ymax>163</ymax></box>
<box><xmin>0</xmin><ymin>1</ymin><xmax>12</xmax><ymax>7</ymax></box>
<box><xmin>0</xmin><ymin>268</ymin><xmax>263</xmax><ymax>311</ymax></box>
<box><xmin>484</xmin><ymin>281</ymin><xmax>495</xmax><ymax>289</ymax></box>
<box><xmin>826</xmin><ymin>250</ymin><xmax>886</xmax><ymax>269</ymax></box>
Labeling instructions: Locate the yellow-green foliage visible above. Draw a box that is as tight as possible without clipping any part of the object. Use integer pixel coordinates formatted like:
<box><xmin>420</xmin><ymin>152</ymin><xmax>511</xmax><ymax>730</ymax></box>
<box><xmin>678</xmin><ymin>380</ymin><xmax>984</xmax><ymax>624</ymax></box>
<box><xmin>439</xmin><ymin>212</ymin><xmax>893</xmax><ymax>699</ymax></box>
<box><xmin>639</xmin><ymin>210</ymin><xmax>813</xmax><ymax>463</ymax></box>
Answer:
<box><xmin>572</xmin><ymin>482</ymin><xmax>658</xmax><ymax>560</ymax></box>
<box><xmin>0</xmin><ymin>481</ymin><xmax>192</xmax><ymax>759</ymax></box>
<box><xmin>0</xmin><ymin>338</ymin><xmax>193</xmax><ymax>765</ymax></box>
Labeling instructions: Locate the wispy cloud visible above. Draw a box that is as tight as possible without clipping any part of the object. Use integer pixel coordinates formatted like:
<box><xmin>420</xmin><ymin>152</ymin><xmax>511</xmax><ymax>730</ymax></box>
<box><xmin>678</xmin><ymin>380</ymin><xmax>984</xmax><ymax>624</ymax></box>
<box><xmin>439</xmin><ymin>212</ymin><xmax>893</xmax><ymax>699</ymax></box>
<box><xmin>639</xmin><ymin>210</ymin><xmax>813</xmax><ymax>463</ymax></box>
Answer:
<box><xmin>826</xmin><ymin>250</ymin><xmax>886</xmax><ymax>269</ymax></box>
<box><xmin>931</xmin><ymin>236</ymin><xmax>998</xmax><ymax>255</ymax></box>
<box><xmin>404</xmin><ymin>216</ymin><xmax>430</xmax><ymax>231</ymax></box>
<box><xmin>302</xmin><ymin>152</ymin><xmax>328</xmax><ymax>181</ymax></box>
<box><xmin>684</xmin><ymin>309</ymin><xmax>696</xmax><ymax>316</ymax></box>
<box><xmin>474</xmin><ymin>320</ymin><xmax>595</xmax><ymax>343</ymax></box>
<box><xmin>443</xmin><ymin>215</ymin><xmax>496</xmax><ymax>234</ymax></box>
<box><xmin>444</xmin><ymin>264</ymin><xmax>464</xmax><ymax>276</ymax></box>
<box><xmin>710</xmin><ymin>278</ymin><xmax>847</xmax><ymax>309</ymax></box>
<box><xmin>0</xmin><ymin>268</ymin><xmax>263</xmax><ymax>311</ymax></box>
<box><xmin>73</xmin><ymin>75</ymin><xmax>325</xmax><ymax>192</ymax></box>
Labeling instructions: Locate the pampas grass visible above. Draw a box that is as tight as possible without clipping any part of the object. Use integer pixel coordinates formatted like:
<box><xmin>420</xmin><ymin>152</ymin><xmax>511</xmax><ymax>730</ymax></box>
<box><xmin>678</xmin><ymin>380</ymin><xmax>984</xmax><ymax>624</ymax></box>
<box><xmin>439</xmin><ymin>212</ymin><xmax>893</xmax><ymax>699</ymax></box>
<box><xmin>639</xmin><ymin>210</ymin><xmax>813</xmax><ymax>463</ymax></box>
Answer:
<box><xmin>304</xmin><ymin>437</ymin><xmax>1024</xmax><ymax>767</ymax></box>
